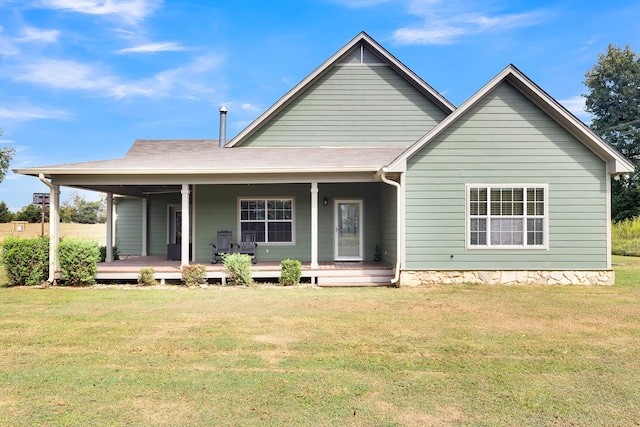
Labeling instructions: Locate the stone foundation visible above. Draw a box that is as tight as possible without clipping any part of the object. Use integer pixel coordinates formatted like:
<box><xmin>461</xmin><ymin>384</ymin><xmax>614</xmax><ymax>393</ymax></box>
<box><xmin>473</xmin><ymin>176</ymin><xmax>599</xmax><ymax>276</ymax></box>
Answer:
<box><xmin>400</xmin><ymin>270</ymin><xmax>614</xmax><ymax>286</ymax></box>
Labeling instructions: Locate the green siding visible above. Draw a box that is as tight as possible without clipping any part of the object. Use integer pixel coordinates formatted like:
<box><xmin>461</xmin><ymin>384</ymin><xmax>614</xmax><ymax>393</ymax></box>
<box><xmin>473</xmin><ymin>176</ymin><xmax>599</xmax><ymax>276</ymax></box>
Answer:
<box><xmin>405</xmin><ymin>81</ymin><xmax>609</xmax><ymax>270</ymax></box>
<box><xmin>192</xmin><ymin>183</ymin><xmax>384</xmax><ymax>263</ymax></box>
<box><xmin>380</xmin><ymin>183</ymin><xmax>397</xmax><ymax>265</ymax></box>
<box><xmin>240</xmin><ymin>65</ymin><xmax>448</xmax><ymax>147</ymax></box>
<box><xmin>115</xmin><ymin>198</ymin><xmax>143</xmax><ymax>255</ymax></box>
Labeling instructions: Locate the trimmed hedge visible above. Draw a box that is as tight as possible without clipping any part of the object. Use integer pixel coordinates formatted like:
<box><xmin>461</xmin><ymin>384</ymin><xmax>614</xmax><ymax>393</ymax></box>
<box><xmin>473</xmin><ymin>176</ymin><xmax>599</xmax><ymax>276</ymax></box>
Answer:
<box><xmin>280</xmin><ymin>259</ymin><xmax>302</xmax><ymax>286</ymax></box>
<box><xmin>1</xmin><ymin>237</ymin><xmax>49</xmax><ymax>286</ymax></box>
<box><xmin>222</xmin><ymin>253</ymin><xmax>253</xmax><ymax>286</ymax></box>
<box><xmin>58</xmin><ymin>239</ymin><xmax>100</xmax><ymax>286</ymax></box>
<box><xmin>181</xmin><ymin>264</ymin><xmax>207</xmax><ymax>287</ymax></box>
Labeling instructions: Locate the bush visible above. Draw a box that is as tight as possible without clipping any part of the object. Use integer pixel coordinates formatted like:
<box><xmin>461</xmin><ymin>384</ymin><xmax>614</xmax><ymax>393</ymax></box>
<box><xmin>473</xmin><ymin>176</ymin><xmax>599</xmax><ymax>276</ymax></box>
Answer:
<box><xmin>137</xmin><ymin>267</ymin><xmax>157</xmax><ymax>286</ymax></box>
<box><xmin>280</xmin><ymin>259</ymin><xmax>302</xmax><ymax>286</ymax></box>
<box><xmin>58</xmin><ymin>239</ymin><xmax>100</xmax><ymax>286</ymax></box>
<box><xmin>222</xmin><ymin>253</ymin><xmax>253</xmax><ymax>286</ymax></box>
<box><xmin>99</xmin><ymin>245</ymin><xmax>120</xmax><ymax>262</ymax></box>
<box><xmin>612</xmin><ymin>218</ymin><xmax>640</xmax><ymax>256</ymax></box>
<box><xmin>1</xmin><ymin>237</ymin><xmax>49</xmax><ymax>286</ymax></box>
<box><xmin>181</xmin><ymin>264</ymin><xmax>207</xmax><ymax>287</ymax></box>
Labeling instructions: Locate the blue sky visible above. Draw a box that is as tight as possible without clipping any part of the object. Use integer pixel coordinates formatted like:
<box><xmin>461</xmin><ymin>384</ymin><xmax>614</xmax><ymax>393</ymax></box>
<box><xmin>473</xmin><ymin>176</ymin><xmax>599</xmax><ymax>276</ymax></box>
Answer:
<box><xmin>0</xmin><ymin>0</ymin><xmax>639</xmax><ymax>212</ymax></box>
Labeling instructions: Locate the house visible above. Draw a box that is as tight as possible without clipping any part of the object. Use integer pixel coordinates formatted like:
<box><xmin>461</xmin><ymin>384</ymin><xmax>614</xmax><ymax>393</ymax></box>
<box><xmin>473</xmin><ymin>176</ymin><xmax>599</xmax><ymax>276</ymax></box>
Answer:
<box><xmin>14</xmin><ymin>32</ymin><xmax>633</xmax><ymax>286</ymax></box>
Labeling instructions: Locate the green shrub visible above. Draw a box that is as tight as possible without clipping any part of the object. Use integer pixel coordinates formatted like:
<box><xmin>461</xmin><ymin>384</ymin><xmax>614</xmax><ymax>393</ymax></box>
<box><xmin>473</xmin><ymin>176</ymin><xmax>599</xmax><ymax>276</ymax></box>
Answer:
<box><xmin>137</xmin><ymin>267</ymin><xmax>157</xmax><ymax>286</ymax></box>
<box><xmin>280</xmin><ymin>259</ymin><xmax>302</xmax><ymax>286</ymax></box>
<box><xmin>612</xmin><ymin>218</ymin><xmax>640</xmax><ymax>256</ymax></box>
<box><xmin>1</xmin><ymin>237</ymin><xmax>49</xmax><ymax>286</ymax></box>
<box><xmin>181</xmin><ymin>264</ymin><xmax>207</xmax><ymax>286</ymax></box>
<box><xmin>99</xmin><ymin>245</ymin><xmax>120</xmax><ymax>262</ymax></box>
<box><xmin>222</xmin><ymin>253</ymin><xmax>253</xmax><ymax>286</ymax></box>
<box><xmin>58</xmin><ymin>239</ymin><xmax>100</xmax><ymax>286</ymax></box>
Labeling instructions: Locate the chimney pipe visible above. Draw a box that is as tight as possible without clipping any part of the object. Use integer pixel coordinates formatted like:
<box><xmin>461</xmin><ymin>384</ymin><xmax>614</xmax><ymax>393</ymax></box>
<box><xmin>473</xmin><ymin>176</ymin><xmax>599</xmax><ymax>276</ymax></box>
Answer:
<box><xmin>218</xmin><ymin>105</ymin><xmax>228</xmax><ymax>147</ymax></box>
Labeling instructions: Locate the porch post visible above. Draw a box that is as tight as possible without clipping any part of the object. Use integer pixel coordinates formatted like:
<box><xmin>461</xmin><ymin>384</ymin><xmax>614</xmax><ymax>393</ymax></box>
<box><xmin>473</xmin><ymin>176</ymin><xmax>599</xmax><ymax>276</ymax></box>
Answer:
<box><xmin>310</xmin><ymin>182</ymin><xmax>319</xmax><ymax>269</ymax></box>
<box><xmin>49</xmin><ymin>183</ymin><xmax>60</xmax><ymax>283</ymax></box>
<box><xmin>105</xmin><ymin>192</ymin><xmax>113</xmax><ymax>262</ymax></box>
<box><xmin>181</xmin><ymin>184</ymin><xmax>190</xmax><ymax>266</ymax></box>
<box><xmin>141</xmin><ymin>198</ymin><xmax>148</xmax><ymax>256</ymax></box>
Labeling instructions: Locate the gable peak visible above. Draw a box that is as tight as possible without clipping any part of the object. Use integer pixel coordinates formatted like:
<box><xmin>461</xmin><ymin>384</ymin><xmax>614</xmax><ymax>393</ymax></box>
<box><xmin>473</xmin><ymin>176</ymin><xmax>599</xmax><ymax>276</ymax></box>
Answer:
<box><xmin>339</xmin><ymin>42</ymin><xmax>386</xmax><ymax>65</ymax></box>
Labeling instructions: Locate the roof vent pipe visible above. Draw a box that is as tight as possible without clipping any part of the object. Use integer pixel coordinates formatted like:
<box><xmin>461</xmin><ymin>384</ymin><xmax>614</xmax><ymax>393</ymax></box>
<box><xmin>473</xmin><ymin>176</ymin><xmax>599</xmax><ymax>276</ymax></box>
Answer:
<box><xmin>218</xmin><ymin>105</ymin><xmax>228</xmax><ymax>147</ymax></box>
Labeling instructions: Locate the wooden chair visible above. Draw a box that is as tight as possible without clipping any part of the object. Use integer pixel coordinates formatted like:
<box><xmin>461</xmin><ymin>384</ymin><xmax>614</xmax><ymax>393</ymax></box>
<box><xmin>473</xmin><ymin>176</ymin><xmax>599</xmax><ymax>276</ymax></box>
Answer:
<box><xmin>237</xmin><ymin>230</ymin><xmax>258</xmax><ymax>264</ymax></box>
<box><xmin>210</xmin><ymin>230</ymin><xmax>234</xmax><ymax>264</ymax></box>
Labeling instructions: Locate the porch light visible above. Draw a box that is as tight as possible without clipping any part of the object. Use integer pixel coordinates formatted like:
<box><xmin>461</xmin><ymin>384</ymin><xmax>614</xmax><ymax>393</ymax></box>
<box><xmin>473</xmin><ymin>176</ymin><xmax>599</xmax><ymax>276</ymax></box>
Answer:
<box><xmin>323</xmin><ymin>196</ymin><xmax>328</xmax><ymax>206</ymax></box>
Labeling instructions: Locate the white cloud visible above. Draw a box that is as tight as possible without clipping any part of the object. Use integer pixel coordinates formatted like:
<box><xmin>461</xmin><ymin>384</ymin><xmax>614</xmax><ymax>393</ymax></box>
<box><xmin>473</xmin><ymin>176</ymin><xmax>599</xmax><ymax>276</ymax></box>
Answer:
<box><xmin>0</xmin><ymin>104</ymin><xmax>71</xmax><ymax>121</ymax></box>
<box><xmin>393</xmin><ymin>8</ymin><xmax>548</xmax><ymax>45</ymax></box>
<box><xmin>109</xmin><ymin>53</ymin><xmax>223</xmax><ymax>98</ymax></box>
<box><xmin>336</xmin><ymin>0</ymin><xmax>550</xmax><ymax>45</ymax></box>
<box><xmin>0</xmin><ymin>37</ymin><xmax>20</xmax><ymax>56</ymax></box>
<box><xmin>17</xmin><ymin>27</ymin><xmax>60</xmax><ymax>43</ymax></box>
<box><xmin>241</xmin><ymin>103</ymin><xmax>260</xmax><ymax>111</ymax></box>
<box><xmin>393</xmin><ymin>24</ymin><xmax>465</xmax><ymax>45</ymax></box>
<box><xmin>1</xmin><ymin>26</ymin><xmax>60</xmax><ymax>57</ymax></box>
<box><xmin>559</xmin><ymin>96</ymin><xmax>592</xmax><ymax>122</ymax></box>
<box><xmin>9</xmin><ymin>58</ymin><xmax>118</xmax><ymax>91</ymax></box>
<box><xmin>117</xmin><ymin>42</ymin><xmax>187</xmax><ymax>53</ymax></box>
<box><xmin>38</xmin><ymin>0</ymin><xmax>161</xmax><ymax>25</ymax></box>
<box><xmin>3</xmin><ymin>51</ymin><xmax>223</xmax><ymax>99</ymax></box>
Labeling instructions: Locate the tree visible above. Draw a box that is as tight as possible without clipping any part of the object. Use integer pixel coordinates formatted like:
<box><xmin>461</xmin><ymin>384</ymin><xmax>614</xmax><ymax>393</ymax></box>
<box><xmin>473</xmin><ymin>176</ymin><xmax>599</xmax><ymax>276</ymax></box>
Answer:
<box><xmin>0</xmin><ymin>201</ymin><xmax>14</xmax><ymax>222</ymax></box>
<box><xmin>60</xmin><ymin>192</ymin><xmax>106</xmax><ymax>224</ymax></box>
<box><xmin>584</xmin><ymin>44</ymin><xmax>640</xmax><ymax>222</ymax></box>
<box><xmin>0</xmin><ymin>129</ymin><xmax>15</xmax><ymax>184</ymax></box>
<box><xmin>16</xmin><ymin>204</ymin><xmax>47</xmax><ymax>223</ymax></box>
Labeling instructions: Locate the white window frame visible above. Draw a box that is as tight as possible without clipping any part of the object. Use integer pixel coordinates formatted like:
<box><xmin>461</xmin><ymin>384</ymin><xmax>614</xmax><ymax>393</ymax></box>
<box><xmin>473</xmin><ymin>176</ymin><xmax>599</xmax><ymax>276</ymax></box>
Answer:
<box><xmin>238</xmin><ymin>197</ymin><xmax>295</xmax><ymax>246</ymax></box>
<box><xmin>465</xmin><ymin>184</ymin><xmax>549</xmax><ymax>250</ymax></box>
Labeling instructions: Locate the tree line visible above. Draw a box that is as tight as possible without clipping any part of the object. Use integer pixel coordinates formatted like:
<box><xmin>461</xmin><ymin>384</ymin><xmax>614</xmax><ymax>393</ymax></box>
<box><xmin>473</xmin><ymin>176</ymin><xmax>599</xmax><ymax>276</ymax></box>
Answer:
<box><xmin>0</xmin><ymin>192</ymin><xmax>107</xmax><ymax>224</ymax></box>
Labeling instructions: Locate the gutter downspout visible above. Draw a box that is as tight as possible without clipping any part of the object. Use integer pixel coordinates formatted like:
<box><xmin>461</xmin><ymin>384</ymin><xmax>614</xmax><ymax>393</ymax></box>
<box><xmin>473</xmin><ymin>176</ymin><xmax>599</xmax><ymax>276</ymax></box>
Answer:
<box><xmin>38</xmin><ymin>174</ymin><xmax>58</xmax><ymax>284</ymax></box>
<box><xmin>377</xmin><ymin>168</ymin><xmax>401</xmax><ymax>287</ymax></box>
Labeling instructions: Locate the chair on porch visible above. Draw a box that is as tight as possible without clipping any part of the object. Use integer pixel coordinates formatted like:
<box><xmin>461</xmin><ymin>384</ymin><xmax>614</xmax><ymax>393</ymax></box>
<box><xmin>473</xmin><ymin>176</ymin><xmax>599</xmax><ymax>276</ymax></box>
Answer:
<box><xmin>237</xmin><ymin>230</ymin><xmax>258</xmax><ymax>264</ymax></box>
<box><xmin>210</xmin><ymin>230</ymin><xmax>234</xmax><ymax>264</ymax></box>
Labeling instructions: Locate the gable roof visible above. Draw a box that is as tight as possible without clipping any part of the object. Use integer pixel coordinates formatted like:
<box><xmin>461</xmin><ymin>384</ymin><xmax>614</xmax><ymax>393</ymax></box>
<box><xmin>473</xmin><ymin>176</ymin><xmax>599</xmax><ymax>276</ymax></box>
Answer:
<box><xmin>385</xmin><ymin>64</ymin><xmax>634</xmax><ymax>175</ymax></box>
<box><xmin>226</xmin><ymin>31</ymin><xmax>456</xmax><ymax>147</ymax></box>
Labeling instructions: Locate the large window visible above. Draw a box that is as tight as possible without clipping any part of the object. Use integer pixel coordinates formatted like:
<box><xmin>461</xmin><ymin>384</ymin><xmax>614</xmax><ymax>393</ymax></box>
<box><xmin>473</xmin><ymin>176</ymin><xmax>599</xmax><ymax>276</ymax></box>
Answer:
<box><xmin>467</xmin><ymin>185</ymin><xmax>547</xmax><ymax>249</ymax></box>
<box><xmin>239</xmin><ymin>198</ymin><xmax>294</xmax><ymax>244</ymax></box>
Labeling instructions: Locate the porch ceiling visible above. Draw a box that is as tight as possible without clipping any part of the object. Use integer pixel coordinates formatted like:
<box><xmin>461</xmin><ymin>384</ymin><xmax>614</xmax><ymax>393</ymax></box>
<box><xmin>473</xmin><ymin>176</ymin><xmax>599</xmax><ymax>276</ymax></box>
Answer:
<box><xmin>65</xmin><ymin>184</ymin><xmax>183</xmax><ymax>198</ymax></box>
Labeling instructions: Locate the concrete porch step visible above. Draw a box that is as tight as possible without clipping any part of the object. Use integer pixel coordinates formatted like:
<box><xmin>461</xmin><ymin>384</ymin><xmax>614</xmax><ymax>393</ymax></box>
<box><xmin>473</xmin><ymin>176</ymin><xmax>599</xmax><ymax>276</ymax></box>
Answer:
<box><xmin>316</xmin><ymin>269</ymin><xmax>394</xmax><ymax>286</ymax></box>
<box><xmin>317</xmin><ymin>281</ymin><xmax>394</xmax><ymax>287</ymax></box>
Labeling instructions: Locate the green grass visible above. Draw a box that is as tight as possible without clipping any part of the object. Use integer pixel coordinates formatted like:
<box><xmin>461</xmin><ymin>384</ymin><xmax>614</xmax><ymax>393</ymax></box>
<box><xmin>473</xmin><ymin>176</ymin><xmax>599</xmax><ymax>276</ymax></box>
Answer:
<box><xmin>1</xmin><ymin>262</ymin><xmax>640</xmax><ymax>425</ymax></box>
<box><xmin>612</xmin><ymin>218</ymin><xmax>640</xmax><ymax>256</ymax></box>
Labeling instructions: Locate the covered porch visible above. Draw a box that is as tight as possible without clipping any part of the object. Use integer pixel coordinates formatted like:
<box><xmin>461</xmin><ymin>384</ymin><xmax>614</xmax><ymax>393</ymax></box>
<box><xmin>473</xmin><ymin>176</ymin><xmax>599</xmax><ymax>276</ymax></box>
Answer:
<box><xmin>15</xmin><ymin>142</ymin><xmax>406</xmax><ymax>286</ymax></box>
<box><xmin>97</xmin><ymin>256</ymin><xmax>394</xmax><ymax>286</ymax></box>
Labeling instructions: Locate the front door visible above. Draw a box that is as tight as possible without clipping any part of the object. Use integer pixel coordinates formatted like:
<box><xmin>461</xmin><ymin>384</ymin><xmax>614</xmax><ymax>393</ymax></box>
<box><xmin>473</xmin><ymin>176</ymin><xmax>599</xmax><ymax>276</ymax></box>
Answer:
<box><xmin>334</xmin><ymin>199</ymin><xmax>363</xmax><ymax>261</ymax></box>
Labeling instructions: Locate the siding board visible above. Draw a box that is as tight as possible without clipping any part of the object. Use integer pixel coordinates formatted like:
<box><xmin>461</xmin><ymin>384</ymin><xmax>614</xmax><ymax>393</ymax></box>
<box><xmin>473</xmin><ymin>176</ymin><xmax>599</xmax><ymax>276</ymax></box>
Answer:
<box><xmin>115</xmin><ymin>198</ymin><xmax>143</xmax><ymax>255</ymax></box>
<box><xmin>241</xmin><ymin>66</ymin><xmax>448</xmax><ymax>147</ymax></box>
<box><xmin>404</xmin><ymin>81</ymin><xmax>609</xmax><ymax>270</ymax></box>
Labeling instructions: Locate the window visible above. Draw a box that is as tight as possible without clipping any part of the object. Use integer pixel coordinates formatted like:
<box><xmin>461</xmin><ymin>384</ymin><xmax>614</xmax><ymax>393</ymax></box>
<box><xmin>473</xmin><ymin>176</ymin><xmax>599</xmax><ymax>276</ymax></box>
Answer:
<box><xmin>467</xmin><ymin>185</ymin><xmax>547</xmax><ymax>249</ymax></box>
<box><xmin>239</xmin><ymin>198</ymin><xmax>294</xmax><ymax>244</ymax></box>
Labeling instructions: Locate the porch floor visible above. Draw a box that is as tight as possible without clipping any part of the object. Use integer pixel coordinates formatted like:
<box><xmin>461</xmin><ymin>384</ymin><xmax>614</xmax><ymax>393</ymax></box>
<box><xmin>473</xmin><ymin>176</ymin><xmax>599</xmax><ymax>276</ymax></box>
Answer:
<box><xmin>97</xmin><ymin>256</ymin><xmax>395</xmax><ymax>287</ymax></box>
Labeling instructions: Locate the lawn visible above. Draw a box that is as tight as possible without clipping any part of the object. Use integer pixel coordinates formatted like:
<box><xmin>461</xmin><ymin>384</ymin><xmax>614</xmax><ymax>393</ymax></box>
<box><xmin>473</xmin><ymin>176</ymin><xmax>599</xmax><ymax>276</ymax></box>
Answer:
<box><xmin>0</xmin><ymin>258</ymin><xmax>639</xmax><ymax>426</ymax></box>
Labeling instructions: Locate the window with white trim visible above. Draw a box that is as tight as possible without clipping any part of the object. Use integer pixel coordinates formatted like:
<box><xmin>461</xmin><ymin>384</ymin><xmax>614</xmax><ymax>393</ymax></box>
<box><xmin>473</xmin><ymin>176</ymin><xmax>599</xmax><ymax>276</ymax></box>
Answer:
<box><xmin>240</xmin><ymin>198</ymin><xmax>294</xmax><ymax>244</ymax></box>
<box><xmin>467</xmin><ymin>185</ymin><xmax>547</xmax><ymax>248</ymax></box>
